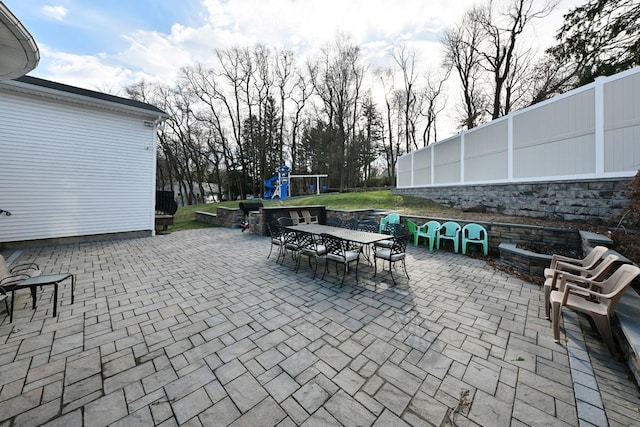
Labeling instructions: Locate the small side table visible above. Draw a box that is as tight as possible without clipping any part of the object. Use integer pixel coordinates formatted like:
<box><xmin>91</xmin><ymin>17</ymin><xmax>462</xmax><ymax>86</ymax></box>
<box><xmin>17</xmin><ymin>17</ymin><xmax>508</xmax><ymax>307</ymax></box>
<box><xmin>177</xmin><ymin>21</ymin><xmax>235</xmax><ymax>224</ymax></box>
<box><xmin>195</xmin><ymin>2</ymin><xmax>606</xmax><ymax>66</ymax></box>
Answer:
<box><xmin>9</xmin><ymin>273</ymin><xmax>75</xmax><ymax>323</ymax></box>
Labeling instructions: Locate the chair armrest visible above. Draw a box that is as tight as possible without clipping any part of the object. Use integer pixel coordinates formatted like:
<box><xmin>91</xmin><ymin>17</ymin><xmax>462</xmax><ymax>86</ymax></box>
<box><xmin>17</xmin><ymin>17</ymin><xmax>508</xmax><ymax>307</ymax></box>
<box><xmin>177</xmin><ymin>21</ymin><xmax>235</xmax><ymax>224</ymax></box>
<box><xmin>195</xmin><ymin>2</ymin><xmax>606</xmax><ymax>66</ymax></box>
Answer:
<box><xmin>10</xmin><ymin>262</ymin><xmax>40</xmax><ymax>274</ymax></box>
<box><xmin>550</xmin><ymin>254</ymin><xmax>580</xmax><ymax>269</ymax></box>
<box><xmin>553</xmin><ymin>260</ymin><xmax>588</xmax><ymax>276</ymax></box>
<box><xmin>557</xmin><ymin>271</ymin><xmax>595</xmax><ymax>293</ymax></box>
<box><xmin>0</xmin><ymin>274</ymin><xmax>30</xmax><ymax>289</ymax></box>
<box><xmin>562</xmin><ymin>283</ymin><xmax>615</xmax><ymax>303</ymax></box>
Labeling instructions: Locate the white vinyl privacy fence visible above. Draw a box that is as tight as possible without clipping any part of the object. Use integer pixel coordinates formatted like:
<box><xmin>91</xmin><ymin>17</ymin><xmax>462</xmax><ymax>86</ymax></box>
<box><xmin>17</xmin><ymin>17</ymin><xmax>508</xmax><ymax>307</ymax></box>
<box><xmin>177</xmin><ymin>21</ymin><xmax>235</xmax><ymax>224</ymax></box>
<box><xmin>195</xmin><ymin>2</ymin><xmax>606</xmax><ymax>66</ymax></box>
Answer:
<box><xmin>397</xmin><ymin>66</ymin><xmax>640</xmax><ymax>188</ymax></box>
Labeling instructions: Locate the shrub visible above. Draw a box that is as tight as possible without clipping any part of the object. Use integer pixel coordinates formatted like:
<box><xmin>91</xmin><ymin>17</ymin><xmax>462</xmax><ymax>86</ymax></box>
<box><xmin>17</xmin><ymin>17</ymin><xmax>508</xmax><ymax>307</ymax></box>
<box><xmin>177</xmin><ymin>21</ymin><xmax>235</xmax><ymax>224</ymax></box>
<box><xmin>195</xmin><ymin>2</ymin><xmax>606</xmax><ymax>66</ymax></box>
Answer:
<box><xmin>617</xmin><ymin>170</ymin><xmax>640</xmax><ymax>230</ymax></box>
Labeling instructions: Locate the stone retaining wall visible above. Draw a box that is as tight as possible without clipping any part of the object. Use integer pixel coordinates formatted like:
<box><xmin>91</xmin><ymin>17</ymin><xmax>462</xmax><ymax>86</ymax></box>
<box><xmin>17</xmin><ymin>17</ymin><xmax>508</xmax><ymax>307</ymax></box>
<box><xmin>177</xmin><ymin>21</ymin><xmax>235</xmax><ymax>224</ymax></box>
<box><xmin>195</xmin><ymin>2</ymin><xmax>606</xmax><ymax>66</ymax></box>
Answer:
<box><xmin>394</xmin><ymin>177</ymin><xmax>632</xmax><ymax>224</ymax></box>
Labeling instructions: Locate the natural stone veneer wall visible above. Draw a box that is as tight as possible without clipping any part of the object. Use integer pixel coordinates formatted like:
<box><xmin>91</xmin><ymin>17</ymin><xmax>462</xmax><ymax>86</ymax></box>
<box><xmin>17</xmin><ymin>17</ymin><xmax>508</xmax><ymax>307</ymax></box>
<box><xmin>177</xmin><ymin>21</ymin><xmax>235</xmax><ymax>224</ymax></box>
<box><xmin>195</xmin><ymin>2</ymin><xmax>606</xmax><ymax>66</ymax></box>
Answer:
<box><xmin>394</xmin><ymin>177</ymin><xmax>633</xmax><ymax>224</ymax></box>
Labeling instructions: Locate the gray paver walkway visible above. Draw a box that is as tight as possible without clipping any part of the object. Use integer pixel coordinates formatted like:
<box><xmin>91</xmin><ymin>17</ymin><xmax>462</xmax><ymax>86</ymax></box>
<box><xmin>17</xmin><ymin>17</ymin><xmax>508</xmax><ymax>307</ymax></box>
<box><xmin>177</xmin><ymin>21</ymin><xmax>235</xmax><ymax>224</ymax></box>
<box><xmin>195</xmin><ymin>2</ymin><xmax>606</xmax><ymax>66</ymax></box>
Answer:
<box><xmin>0</xmin><ymin>228</ymin><xmax>638</xmax><ymax>426</ymax></box>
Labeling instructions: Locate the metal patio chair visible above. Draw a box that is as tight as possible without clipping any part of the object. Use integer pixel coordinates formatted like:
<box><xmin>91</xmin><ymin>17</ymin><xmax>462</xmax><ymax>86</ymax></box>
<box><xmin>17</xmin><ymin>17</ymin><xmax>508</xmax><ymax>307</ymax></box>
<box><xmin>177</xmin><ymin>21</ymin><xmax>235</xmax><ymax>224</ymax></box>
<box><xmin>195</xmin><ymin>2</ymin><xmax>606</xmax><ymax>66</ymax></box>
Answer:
<box><xmin>321</xmin><ymin>233</ymin><xmax>361</xmax><ymax>285</ymax></box>
<box><xmin>374</xmin><ymin>234</ymin><xmax>410</xmax><ymax>286</ymax></box>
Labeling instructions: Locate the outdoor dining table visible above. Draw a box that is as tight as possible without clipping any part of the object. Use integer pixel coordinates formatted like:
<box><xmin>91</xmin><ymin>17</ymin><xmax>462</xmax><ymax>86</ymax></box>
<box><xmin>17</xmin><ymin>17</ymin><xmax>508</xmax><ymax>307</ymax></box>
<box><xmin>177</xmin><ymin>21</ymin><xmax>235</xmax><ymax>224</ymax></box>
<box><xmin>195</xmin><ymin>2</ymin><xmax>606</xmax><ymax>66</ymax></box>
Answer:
<box><xmin>285</xmin><ymin>223</ymin><xmax>391</xmax><ymax>245</ymax></box>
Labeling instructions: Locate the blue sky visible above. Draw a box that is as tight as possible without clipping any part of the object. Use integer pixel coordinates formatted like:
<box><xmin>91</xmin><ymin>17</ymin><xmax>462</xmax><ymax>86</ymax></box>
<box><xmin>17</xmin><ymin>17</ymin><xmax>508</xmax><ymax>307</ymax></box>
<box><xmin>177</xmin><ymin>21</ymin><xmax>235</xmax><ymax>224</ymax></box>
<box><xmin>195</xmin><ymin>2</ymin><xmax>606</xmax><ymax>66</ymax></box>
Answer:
<box><xmin>6</xmin><ymin>0</ymin><xmax>205</xmax><ymax>54</ymax></box>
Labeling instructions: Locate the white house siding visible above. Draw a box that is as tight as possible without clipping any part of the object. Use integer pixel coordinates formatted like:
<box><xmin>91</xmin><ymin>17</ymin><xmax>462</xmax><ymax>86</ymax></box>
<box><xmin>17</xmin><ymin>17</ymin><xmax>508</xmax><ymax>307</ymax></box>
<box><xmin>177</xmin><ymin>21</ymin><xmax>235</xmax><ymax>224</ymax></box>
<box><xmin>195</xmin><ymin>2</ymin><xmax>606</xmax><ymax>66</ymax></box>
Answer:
<box><xmin>0</xmin><ymin>85</ymin><xmax>159</xmax><ymax>243</ymax></box>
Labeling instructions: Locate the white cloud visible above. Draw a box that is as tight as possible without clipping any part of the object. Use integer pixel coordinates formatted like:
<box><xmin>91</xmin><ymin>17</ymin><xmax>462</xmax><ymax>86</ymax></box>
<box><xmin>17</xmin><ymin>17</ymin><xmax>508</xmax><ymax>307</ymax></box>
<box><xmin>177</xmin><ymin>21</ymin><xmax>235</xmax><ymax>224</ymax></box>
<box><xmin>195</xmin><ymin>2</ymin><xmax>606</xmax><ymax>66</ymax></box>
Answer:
<box><xmin>30</xmin><ymin>0</ymin><xmax>588</xmax><ymax>137</ymax></box>
<box><xmin>41</xmin><ymin>5</ymin><xmax>68</xmax><ymax>21</ymax></box>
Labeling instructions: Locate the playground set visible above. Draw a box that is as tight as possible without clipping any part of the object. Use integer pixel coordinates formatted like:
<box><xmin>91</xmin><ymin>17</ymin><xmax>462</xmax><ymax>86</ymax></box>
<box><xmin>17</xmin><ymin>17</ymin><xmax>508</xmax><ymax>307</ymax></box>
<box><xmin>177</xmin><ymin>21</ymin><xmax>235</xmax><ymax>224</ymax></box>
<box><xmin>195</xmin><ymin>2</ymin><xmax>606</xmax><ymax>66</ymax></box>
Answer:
<box><xmin>263</xmin><ymin>165</ymin><xmax>328</xmax><ymax>200</ymax></box>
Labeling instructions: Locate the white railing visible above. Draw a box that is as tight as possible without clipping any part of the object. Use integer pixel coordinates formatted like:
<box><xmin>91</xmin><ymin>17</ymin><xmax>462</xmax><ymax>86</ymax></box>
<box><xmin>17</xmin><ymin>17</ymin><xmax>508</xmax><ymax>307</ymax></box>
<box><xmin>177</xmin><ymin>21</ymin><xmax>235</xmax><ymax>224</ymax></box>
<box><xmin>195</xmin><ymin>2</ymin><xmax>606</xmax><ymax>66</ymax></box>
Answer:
<box><xmin>397</xmin><ymin>66</ymin><xmax>640</xmax><ymax>188</ymax></box>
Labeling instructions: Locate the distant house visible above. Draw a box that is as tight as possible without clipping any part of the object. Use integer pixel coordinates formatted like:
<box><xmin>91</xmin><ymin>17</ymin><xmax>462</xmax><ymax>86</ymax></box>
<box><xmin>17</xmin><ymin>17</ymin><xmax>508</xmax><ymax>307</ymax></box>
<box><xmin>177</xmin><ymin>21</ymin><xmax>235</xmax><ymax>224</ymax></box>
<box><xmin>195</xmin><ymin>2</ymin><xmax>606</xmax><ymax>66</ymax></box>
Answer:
<box><xmin>0</xmin><ymin>75</ymin><xmax>168</xmax><ymax>245</ymax></box>
<box><xmin>157</xmin><ymin>182</ymin><xmax>223</xmax><ymax>206</ymax></box>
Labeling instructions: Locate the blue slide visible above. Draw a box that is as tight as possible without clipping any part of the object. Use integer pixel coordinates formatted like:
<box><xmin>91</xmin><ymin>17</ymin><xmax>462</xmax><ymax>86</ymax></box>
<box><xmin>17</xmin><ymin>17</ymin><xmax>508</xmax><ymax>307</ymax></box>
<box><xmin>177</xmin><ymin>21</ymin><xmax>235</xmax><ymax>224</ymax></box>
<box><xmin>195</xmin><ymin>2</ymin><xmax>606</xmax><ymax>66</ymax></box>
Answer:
<box><xmin>263</xmin><ymin>176</ymin><xmax>278</xmax><ymax>199</ymax></box>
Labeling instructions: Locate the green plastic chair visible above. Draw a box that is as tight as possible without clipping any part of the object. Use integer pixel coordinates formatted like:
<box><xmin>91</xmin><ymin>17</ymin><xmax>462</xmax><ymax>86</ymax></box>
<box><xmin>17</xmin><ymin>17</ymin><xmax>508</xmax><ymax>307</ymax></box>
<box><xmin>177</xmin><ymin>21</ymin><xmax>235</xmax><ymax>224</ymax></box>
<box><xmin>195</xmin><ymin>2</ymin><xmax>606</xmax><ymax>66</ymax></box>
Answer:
<box><xmin>379</xmin><ymin>213</ymin><xmax>400</xmax><ymax>233</ymax></box>
<box><xmin>461</xmin><ymin>223</ymin><xmax>489</xmax><ymax>255</ymax></box>
<box><xmin>406</xmin><ymin>220</ymin><xmax>417</xmax><ymax>244</ymax></box>
<box><xmin>437</xmin><ymin>221</ymin><xmax>461</xmax><ymax>252</ymax></box>
<box><xmin>415</xmin><ymin>221</ymin><xmax>440</xmax><ymax>249</ymax></box>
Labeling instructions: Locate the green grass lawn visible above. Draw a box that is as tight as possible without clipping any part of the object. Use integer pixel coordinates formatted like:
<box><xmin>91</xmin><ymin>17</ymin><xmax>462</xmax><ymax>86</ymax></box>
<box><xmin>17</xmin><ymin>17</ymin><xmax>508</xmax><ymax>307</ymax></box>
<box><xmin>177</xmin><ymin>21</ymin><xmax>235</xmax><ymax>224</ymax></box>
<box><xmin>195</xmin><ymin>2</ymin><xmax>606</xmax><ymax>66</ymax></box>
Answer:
<box><xmin>169</xmin><ymin>190</ymin><xmax>456</xmax><ymax>232</ymax></box>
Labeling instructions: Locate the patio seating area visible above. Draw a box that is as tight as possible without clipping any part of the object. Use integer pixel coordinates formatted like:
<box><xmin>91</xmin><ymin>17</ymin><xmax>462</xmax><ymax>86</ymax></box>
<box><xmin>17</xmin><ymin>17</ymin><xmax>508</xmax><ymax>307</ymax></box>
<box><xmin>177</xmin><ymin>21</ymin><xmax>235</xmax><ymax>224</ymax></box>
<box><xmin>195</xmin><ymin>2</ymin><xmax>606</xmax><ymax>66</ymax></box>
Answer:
<box><xmin>0</xmin><ymin>227</ymin><xmax>639</xmax><ymax>426</ymax></box>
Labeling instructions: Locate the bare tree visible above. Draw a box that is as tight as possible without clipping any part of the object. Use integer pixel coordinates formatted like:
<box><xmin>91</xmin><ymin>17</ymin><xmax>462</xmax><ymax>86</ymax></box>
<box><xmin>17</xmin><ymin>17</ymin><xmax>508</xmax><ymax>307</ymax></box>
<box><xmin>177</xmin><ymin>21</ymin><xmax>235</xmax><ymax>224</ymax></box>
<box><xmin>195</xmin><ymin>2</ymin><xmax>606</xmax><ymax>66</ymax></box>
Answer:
<box><xmin>443</xmin><ymin>10</ymin><xmax>487</xmax><ymax>130</ymax></box>
<box><xmin>475</xmin><ymin>0</ymin><xmax>558</xmax><ymax>118</ymax></box>
<box><xmin>443</xmin><ymin>0</ymin><xmax>558</xmax><ymax>127</ymax></box>
<box><xmin>376</xmin><ymin>67</ymin><xmax>401</xmax><ymax>182</ymax></box>
<box><xmin>309</xmin><ymin>34</ymin><xmax>365</xmax><ymax>190</ymax></box>
<box><xmin>392</xmin><ymin>44</ymin><xmax>421</xmax><ymax>152</ymax></box>
<box><xmin>420</xmin><ymin>68</ymin><xmax>451</xmax><ymax>146</ymax></box>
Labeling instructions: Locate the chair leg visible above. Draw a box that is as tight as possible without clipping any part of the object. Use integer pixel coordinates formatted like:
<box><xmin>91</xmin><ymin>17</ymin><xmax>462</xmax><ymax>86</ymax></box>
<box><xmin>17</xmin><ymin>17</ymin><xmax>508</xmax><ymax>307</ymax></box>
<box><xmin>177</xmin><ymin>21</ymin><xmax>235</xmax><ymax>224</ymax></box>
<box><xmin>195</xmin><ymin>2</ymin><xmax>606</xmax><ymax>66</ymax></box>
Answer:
<box><xmin>544</xmin><ymin>282</ymin><xmax>552</xmax><ymax>320</ymax></box>
<box><xmin>402</xmin><ymin>259</ymin><xmax>410</xmax><ymax>280</ymax></box>
<box><xmin>388</xmin><ymin>259</ymin><xmax>396</xmax><ymax>286</ymax></box>
<box><xmin>373</xmin><ymin>256</ymin><xmax>378</xmax><ymax>278</ymax></box>
<box><xmin>295</xmin><ymin>252</ymin><xmax>302</xmax><ymax>273</ymax></box>
<box><xmin>551</xmin><ymin>300</ymin><xmax>562</xmax><ymax>343</ymax></box>
<box><xmin>591</xmin><ymin>314</ymin><xmax>617</xmax><ymax>355</ymax></box>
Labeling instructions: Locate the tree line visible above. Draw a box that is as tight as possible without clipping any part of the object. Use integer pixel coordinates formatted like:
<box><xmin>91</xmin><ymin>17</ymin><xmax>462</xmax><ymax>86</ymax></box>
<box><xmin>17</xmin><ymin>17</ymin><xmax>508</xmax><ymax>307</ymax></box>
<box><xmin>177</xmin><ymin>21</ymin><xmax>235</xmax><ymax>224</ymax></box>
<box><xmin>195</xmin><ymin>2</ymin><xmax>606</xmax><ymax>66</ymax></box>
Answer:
<box><xmin>126</xmin><ymin>0</ymin><xmax>639</xmax><ymax>204</ymax></box>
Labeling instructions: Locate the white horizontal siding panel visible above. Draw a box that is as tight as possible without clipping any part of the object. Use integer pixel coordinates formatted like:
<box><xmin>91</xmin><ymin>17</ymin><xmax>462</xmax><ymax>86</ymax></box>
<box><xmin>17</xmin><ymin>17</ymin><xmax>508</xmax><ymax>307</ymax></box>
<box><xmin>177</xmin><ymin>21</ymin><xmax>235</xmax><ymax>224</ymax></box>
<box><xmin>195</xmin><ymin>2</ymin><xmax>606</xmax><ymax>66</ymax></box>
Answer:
<box><xmin>604</xmin><ymin>70</ymin><xmax>640</xmax><ymax>130</ymax></box>
<box><xmin>464</xmin><ymin>120</ymin><xmax>508</xmax><ymax>181</ymax></box>
<box><xmin>412</xmin><ymin>148</ymin><xmax>431</xmax><ymax>186</ymax></box>
<box><xmin>604</xmin><ymin>125</ymin><xmax>640</xmax><ymax>172</ymax></box>
<box><xmin>513</xmin><ymin>89</ymin><xmax>595</xmax><ymax>149</ymax></box>
<box><xmin>513</xmin><ymin>134</ymin><xmax>595</xmax><ymax>178</ymax></box>
<box><xmin>434</xmin><ymin>137</ymin><xmax>461</xmax><ymax>184</ymax></box>
<box><xmin>396</xmin><ymin>155</ymin><xmax>412</xmax><ymax>187</ymax></box>
<box><xmin>0</xmin><ymin>90</ymin><xmax>156</xmax><ymax>242</ymax></box>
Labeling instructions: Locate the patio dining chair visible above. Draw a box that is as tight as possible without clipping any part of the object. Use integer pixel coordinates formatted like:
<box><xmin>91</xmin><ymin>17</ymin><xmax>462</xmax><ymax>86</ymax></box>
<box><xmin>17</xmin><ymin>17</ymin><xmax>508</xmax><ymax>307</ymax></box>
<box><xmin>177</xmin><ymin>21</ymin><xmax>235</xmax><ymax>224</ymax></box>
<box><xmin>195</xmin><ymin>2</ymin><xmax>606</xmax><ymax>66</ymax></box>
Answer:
<box><xmin>544</xmin><ymin>245</ymin><xmax>609</xmax><ymax>279</ymax></box>
<box><xmin>375</xmin><ymin>222</ymin><xmax>406</xmax><ymax>250</ymax></box>
<box><xmin>461</xmin><ymin>223</ymin><xmax>489</xmax><ymax>255</ymax></box>
<box><xmin>278</xmin><ymin>216</ymin><xmax>294</xmax><ymax>227</ymax></box>
<box><xmin>543</xmin><ymin>253</ymin><xmax>623</xmax><ymax>319</ymax></box>
<box><xmin>437</xmin><ymin>221</ymin><xmax>461</xmax><ymax>253</ymax></box>
<box><xmin>327</xmin><ymin>216</ymin><xmax>343</xmax><ymax>227</ymax></box>
<box><xmin>379</xmin><ymin>213</ymin><xmax>400</xmax><ymax>233</ymax></box>
<box><xmin>294</xmin><ymin>230</ymin><xmax>326</xmax><ymax>279</ymax></box>
<box><xmin>267</xmin><ymin>220</ymin><xmax>285</xmax><ymax>262</ymax></box>
<box><xmin>374</xmin><ymin>234</ymin><xmax>410</xmax><ymax>286</ymax></box>
<box><xmin>550</xmin><ymin>263</ymin><xmax>640</xmax><ymax>355</ymax></box>
<box><xmin>321</xmin><ymin>233</ymin><xmax>361</xmax><ymax>285</ymax></box>
<box><xmin>415</xmin><ymin>221</ymin><xmax>440</xmax><ymax>249</ymax></box>
<box><xmin>358</xmin><ymin>219</ymin><xmax>378</xmax><ymax>233</ymax></box>
<box><xmin>276</xmin><ymin>217</ymin><xmax>298</xmax><ymax>264</ymax></box>
<box><xmin>344</xmin><ymin>218</ymin><xmax>359</xmax><ymax>230</ymax></box>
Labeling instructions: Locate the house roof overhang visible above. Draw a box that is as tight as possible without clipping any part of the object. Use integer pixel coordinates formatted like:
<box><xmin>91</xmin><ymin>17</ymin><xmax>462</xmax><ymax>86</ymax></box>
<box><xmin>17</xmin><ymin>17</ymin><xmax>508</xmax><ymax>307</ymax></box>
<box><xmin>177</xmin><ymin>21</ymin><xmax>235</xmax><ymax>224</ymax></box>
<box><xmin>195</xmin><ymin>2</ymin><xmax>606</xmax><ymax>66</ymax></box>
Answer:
<box><xmin>0</xmin><ymin>2</ymin><xmax>39</xmax><ymax>80</ymax></box>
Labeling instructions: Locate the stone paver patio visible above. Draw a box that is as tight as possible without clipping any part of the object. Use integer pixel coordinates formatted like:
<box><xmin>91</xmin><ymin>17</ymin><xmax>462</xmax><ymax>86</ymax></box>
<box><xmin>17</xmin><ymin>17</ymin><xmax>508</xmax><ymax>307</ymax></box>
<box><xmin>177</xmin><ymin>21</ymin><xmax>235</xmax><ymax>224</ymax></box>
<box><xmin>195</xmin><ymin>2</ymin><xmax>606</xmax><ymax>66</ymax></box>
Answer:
<box><xmin>1</xmin><ymin>227</ymin><xmax>638</xmax><ymax>426</ymax></box>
